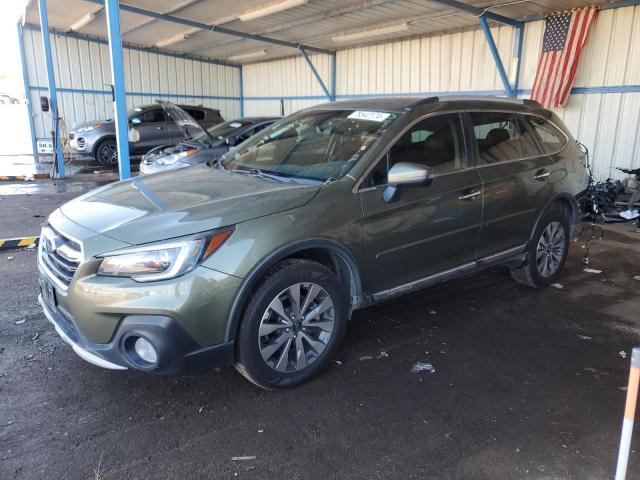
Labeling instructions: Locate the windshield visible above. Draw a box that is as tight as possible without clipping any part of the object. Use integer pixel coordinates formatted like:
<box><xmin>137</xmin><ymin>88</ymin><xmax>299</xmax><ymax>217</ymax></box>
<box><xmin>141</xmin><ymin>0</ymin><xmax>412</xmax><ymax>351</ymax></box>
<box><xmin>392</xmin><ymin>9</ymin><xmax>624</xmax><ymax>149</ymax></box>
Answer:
<box><xmin>222</xmin><ymin>109</ymin><xmax>397</xmax><ymax>182</ymax></box>
<box><xmin>194</xmin><ymin>120</ymin><xmax>248</xmax><ymax>141</ymax></box>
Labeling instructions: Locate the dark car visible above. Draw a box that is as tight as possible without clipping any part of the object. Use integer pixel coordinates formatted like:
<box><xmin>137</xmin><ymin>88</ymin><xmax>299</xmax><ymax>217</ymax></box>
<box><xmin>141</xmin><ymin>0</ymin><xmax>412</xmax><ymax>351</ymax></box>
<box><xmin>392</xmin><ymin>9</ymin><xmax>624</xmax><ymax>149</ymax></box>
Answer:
<box><xmin>68</xmin><ymin>103</ymin><xmax>224</xmax><ymax>166</ymax></box>
<box><xmin>38</xmin><ymin>96</ymin><xmax>587</xmax><ymax>389</ymax></box>
<box><xmin>140</xmin><ymin>111</ymin><xmax>280</xmax><ymax>175</ymax></box>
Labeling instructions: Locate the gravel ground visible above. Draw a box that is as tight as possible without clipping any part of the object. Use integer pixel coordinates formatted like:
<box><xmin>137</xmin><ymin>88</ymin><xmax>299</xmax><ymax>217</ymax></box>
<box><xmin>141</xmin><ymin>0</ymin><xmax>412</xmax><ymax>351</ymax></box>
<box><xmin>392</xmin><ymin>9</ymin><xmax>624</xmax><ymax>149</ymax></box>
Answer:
<box><xmin>1</xmin><ymin>188</ymin><xmax>640</xmax><ymax>479</ymax></box>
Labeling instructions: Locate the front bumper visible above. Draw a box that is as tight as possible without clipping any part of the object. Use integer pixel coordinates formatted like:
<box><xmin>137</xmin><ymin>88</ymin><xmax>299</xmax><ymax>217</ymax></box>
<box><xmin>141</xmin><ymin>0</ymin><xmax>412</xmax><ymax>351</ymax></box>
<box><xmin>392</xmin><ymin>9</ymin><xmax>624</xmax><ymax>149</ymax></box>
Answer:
<box><xmin>38</xmin><ymin>291</ymin><xmax>235</xmax><ymax>374</ymax></box>
<box><xmin>68</xmin><ymin>135</ymin><xmax>90</xmax><ymax>153</ymax></box>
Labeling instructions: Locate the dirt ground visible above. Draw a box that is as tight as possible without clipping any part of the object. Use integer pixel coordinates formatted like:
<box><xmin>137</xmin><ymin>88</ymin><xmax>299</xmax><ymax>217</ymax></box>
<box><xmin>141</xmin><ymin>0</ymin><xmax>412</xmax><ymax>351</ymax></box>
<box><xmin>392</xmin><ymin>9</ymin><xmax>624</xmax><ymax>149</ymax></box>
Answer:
<box><xmin>1</xmin><ymin>184</ymin><xmax>640</xmax><ymax>479</ymax></box>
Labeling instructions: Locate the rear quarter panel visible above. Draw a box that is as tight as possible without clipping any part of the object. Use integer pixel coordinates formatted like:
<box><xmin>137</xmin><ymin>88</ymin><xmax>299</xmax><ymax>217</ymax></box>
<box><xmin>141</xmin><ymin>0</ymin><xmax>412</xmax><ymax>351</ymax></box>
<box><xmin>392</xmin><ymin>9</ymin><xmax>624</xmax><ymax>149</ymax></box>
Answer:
<box><xmin>547</xmin><ymin>113</ymin><xmax>589</xmax><ymax>200</ymax></box>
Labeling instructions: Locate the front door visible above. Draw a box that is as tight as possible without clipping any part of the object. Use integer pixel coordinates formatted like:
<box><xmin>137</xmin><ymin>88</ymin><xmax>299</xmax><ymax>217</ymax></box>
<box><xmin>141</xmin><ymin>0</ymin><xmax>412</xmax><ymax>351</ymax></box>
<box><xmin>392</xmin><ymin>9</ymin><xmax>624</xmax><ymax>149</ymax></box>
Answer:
<box><xmin>129</xmin><ymin>107</ymin><xmax>175</xmax><ymax>153</ymax></box>
<box><xmin>358</xmin><ymin>113</ymin><xmax>483</xmax><ymax>293</ymax></box>
<box><xmin>466</xmin><ymin>111</ymin><xmax>554</xmax><ymax>258</ymax></box>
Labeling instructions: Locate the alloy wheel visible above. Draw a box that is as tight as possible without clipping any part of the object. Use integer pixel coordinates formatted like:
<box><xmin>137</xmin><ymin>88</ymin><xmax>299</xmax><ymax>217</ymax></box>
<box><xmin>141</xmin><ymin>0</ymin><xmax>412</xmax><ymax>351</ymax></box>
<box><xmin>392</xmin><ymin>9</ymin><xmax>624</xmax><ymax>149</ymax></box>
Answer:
<box><xmin>100</xmin><ymin>143</ymin><xmax>118</xmax><ymax>166</ymax></box>
<box><xmin>535</xmin><ymin>221</ymin><xmax>565</xmax><ymax>277</ymax></box>
<box><xmin>258</xmin><ymin>282</ymin><xmax>335</xmax><ymax>373</ymax></box>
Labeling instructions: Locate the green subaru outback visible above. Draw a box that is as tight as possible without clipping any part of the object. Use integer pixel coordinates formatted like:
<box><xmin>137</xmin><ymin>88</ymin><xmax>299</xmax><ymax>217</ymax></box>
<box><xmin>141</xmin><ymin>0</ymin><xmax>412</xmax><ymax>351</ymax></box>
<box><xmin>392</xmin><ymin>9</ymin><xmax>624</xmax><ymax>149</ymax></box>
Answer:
<box><xmin>38</xmin><ymin>96</ymin><xmax>588</xmax><ymax>389</ymax></box>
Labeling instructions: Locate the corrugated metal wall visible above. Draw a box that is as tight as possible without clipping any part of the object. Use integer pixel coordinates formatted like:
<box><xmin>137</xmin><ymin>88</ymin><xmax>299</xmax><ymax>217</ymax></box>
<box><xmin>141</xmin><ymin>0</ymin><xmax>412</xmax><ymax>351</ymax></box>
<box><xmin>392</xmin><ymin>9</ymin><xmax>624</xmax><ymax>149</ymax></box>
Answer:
<box><xmin>21</xmin><ymin>26</ymin><xmax>241</xmax><ymax>142</ymax></box>
<box><xmin>243</xmin><ymin>54</ymin><xmax>333</xmax><ymax>116</ymax></box>
<box><xmin>242</xmin><ymin>4</ymin><xmax>640</xmax><ymax>180</ymax></box>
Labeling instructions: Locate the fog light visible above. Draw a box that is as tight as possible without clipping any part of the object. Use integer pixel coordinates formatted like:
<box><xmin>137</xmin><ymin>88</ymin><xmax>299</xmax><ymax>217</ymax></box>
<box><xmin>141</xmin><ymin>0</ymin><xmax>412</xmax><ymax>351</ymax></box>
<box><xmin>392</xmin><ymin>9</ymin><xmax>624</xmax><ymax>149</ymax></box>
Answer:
<box><xmin>134</xmin><ymin>337</ymin><xmax>158</xmax><ymax>364</ymax></box>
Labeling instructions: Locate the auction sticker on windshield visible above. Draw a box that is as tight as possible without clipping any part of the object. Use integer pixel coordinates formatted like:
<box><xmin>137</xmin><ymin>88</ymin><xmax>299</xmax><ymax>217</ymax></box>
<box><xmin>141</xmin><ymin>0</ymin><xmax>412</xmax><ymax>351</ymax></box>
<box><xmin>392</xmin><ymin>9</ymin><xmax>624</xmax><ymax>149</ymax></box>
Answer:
<box><xmin>347</xmin><ymin>111</ymin><xmax>392</xmax><ymax>122</ymax></box>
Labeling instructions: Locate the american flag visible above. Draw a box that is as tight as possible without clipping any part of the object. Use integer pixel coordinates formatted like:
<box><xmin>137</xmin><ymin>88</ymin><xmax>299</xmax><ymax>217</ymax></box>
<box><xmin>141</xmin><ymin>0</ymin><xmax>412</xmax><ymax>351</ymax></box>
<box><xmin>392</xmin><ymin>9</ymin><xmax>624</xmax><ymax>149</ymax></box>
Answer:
<box><xmin>531</xmin><ymin>7</ymin><xmax>598</xmax><ymax>108</ymax></box>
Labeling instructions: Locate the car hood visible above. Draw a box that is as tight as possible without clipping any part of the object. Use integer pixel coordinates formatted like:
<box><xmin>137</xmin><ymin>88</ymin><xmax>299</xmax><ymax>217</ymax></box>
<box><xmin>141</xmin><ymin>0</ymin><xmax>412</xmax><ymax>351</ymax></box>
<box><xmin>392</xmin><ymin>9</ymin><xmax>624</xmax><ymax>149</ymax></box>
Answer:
<box><xmin>59</xmin><ymin>165</ymin><xmax>320</xmax><ymax>245</ymax></box>
<box><xmin>72</xmin><ymin>120</ymin><xmax>114</xmax><ymax>131</ymax></box>
<box><xmin>158</xmin><ymin>101</ymin><xmax>209</xmax><ymax>141</ymax></box>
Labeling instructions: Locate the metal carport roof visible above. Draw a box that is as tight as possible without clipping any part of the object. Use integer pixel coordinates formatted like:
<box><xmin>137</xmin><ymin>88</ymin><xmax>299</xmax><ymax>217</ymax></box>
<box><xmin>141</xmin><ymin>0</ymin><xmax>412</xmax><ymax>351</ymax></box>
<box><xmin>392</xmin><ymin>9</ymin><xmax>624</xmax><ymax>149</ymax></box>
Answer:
<box><xmin>22</xmin><ymin>0</ymin><xmax>618</xmax><ymax>65</ymax></box>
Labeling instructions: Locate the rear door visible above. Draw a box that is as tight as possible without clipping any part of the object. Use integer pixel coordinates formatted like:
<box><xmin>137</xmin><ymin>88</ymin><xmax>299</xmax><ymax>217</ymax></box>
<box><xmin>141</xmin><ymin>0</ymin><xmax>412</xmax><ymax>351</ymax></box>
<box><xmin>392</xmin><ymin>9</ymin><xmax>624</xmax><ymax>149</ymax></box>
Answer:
<box><xmin>467</xmin><ymin>111</ymin><xmax>553</xmax><ymax>258</ymax></box>
<box><xmin>358</xmin><ymin>112</ymin><xmax>483</xmax><ymax>292</ymax></box>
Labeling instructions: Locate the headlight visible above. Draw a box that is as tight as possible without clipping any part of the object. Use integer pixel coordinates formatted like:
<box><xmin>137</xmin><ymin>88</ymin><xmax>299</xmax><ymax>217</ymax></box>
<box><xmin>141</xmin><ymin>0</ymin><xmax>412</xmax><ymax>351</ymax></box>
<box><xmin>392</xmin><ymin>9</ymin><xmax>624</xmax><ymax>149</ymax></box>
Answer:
<box><xmin>76</xmin><ymin>123</ymin><xmax>102</xmax><ymax>132</ymax></box>
<box><xmin>97</xmin><ymin>228</ymin><xmax>233</xmax><ymax>282</ymax></box>
<box><xmin>156</xmin><ymin>149</ymin><xmax>196</xmax><ymax>165</ymax></box>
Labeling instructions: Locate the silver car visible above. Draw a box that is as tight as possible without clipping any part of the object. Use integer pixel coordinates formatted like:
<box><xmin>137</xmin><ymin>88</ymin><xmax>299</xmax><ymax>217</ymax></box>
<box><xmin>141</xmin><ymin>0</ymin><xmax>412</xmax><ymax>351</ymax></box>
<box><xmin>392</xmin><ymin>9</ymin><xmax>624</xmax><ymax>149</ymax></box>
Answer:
<box><xmin>68</xmin><ymin>104</ymin><xmax>224</xmax><ymax>167</ymax></box>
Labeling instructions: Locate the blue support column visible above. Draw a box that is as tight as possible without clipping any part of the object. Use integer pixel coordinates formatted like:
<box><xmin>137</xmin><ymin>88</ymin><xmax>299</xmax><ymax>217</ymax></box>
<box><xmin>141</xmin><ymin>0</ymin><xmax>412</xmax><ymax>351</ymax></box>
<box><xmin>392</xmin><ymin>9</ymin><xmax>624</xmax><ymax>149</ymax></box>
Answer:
<box><xmin>104</xmin><ymin>0</ymin><xmax>131</xmax><ymax>180</ymax></box>
<box><xmin>17</xmin><ymin>22</ymin><xmax>38</xmax><ymax>157</ymax></box>
<box><xmin>299</xmin><ymin>47</ymin><xmax>332</xmax><ymax>101</ymax></box>
<box><xmin>479</xmin><ymin>15</ymin><xmax>515</xmax><ymax>98</ymax></box>
<box><xmin>512</xmin><ymin>25</ymin><xmax>524</xmax><ymax>97</ymax></box>
<box><xmin>239</xmin><ymin>65</ymin><xmax>245</xmax><ymax>117</ymax></box>
<box><xmin>330</xmin><ymin>53</ymin><xmax>337</xmax><ymax>102</ymax></box>
<box><xmin>37</xmin><ymin>0</ymin><xmax>65</xmax><ymax>177</ymax></box>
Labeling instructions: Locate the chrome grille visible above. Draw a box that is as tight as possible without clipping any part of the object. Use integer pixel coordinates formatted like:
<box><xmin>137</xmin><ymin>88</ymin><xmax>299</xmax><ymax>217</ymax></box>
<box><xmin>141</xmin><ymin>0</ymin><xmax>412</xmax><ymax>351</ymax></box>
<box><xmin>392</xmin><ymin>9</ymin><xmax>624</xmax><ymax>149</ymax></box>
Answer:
<box><xmin>40</xmin><ymin>226</ymin><xmax>81</xmax><ymax>289</ymax></box>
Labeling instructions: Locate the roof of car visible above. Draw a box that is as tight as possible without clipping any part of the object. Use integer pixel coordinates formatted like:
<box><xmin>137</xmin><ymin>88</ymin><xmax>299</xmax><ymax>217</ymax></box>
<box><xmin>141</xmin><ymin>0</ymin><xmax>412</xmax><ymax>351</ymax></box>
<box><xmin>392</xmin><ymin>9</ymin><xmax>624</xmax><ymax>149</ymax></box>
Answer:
<box><xmin>135</xmin><ymin>103</ymin><xmax>219</xmax><ymax>112</ymax></box>
<box><xmin>308</xmin><ymin>96</ymin><xmax>547</xmax><ymax>114</ymax></box>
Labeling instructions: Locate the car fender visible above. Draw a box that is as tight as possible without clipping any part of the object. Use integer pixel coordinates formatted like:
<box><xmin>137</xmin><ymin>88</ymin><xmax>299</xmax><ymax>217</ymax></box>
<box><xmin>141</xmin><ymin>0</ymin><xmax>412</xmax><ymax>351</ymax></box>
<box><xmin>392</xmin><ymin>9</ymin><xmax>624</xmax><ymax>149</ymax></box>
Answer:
<box><xmin>91</xmin><ymin>135</ymin><xmax>116</xmax><ymax>156</ymax></box>
<box><xmin>529</xmin><ymin>192</ymin><xmax>579</xmax><ymax>246</ymax></box>
<box><xmin>224</xmin><ymin>237</ymin><xmax>363</xmax><ymax>344</ymax></box>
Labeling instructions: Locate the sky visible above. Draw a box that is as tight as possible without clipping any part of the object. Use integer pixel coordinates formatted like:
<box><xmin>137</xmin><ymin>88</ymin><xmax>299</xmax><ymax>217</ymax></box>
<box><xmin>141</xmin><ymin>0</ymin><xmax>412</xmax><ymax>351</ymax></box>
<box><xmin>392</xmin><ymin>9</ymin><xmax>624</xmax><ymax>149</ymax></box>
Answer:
<box><xmin>0</xmin><ymin>1</ymin><xmax>31</xmax><ymax>96</ymax></box>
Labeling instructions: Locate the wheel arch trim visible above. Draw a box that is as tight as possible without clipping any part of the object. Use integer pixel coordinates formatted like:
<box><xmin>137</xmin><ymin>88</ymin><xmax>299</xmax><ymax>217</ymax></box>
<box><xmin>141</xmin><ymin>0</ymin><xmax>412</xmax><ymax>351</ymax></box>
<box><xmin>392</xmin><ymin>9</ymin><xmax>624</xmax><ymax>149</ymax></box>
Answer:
<box><xmin>92</xmin><ymin>135</ymin><xmax>117</xmax><ymax>156</ymax></box>
<box><xmin>224</xmin><ymin>238</ymin><xmax>363</xmax><ymax>344</ymax></box>
<box><xmin>530</xmin><ymin>192</ymin><xmax>579</xmax><ymax>246</ymax></box>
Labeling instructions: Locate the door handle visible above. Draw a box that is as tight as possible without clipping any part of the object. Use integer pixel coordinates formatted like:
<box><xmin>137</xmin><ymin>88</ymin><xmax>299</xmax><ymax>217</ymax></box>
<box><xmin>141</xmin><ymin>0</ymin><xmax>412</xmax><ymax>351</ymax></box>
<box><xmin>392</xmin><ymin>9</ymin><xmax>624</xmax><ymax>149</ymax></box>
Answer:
<box><xmin>458</xmin><ymin>190</ymin><xmax>481</xmax><ymax>201</ymax></box>
<box><xmin>534</xmin><ymin>169</ymin><xmax>550</xmax><ymax>181</ymax></box>
<box><xmin>156</xmin><ymin>126</ymin><xmax>165</xmax><ymax>130</ymax></box>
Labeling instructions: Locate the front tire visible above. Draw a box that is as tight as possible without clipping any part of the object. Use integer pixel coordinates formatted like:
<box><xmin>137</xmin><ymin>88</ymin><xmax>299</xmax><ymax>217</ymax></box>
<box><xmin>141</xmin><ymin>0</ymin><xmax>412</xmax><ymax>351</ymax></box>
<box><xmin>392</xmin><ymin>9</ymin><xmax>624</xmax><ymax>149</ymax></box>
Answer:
<box><xmin>235</xmin><ymin>259</ymin><xmax>348</xmax><ymax>390</ymax></box>
<box><xmin>94</xmin><ymin>138</ymin><xmax>118</xmax><ymax>167</ymax></box>
<box><xmin>511</xmin><ymin>209</ymin><xmax>570</xmax><ymax>288</ymax></box>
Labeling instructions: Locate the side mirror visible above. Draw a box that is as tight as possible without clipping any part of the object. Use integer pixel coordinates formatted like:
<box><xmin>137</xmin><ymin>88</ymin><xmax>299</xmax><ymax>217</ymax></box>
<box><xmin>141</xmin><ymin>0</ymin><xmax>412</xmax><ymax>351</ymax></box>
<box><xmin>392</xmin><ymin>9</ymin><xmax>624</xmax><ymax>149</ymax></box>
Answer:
<box><xmin>383</xmin><ymin>162</ymin><xmax>432</xmax><ymax>203</ymax></box>
<box><xmin>225</xmin><ymin>137</ymin><xmax>236</xmax><ymax>147</ymax></box>
<box><xmin>131</xmin><ymin>117</ymin><xmax>141</xmax><ymax>125</ymax></box>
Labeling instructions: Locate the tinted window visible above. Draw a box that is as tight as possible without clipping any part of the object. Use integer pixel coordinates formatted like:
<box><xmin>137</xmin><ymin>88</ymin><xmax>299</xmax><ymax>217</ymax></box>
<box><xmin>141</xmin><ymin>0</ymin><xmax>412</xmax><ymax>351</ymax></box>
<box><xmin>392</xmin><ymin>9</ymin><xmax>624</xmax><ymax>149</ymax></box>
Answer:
<box><xmin>253</xmin><ymin>123</ymin><xmax>271</xmax><ymax>134</ymax></box>
<box><xmin>238</xmin><ymin>128</ymin><xmax>255</xmax><ymax>143</ymax></box>
<box><xmin>183</xmin><ymin>108</ymin><xmax>205</xmax><ymax>121</ymax></box>
<box><xmin>526</xmin><ymin>116</ymin><xmax>567</xmax><ymax>154</ymax></box>
<box><xmin>368</xmin><ymin>113</ymin><xmax>465</xmax><ymax>186</ymax></box>
<box><xmin>130</xmin><ymin>108</ymin><xmax>165</xmax><ymax>124</ymax></box>
<box><xmin>516</xmin><ymin>115</ymin><xmax>545</xmax><ymax>157</ymax></box>
<box><xmin>471</xmin><ymin>112</ymin><xmax>528</xmax><ymax>164</ymax></box>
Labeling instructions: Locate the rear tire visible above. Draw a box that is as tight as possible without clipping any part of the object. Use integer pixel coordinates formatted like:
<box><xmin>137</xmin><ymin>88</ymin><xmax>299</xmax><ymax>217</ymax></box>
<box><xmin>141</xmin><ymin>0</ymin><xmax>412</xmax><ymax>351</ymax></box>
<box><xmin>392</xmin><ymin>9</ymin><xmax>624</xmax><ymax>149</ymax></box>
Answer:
<box><xmin>235</xmin><ymin>259</ymin><xmax>348</xmax><ymax>390</ymax></box>
<box><xmin>511</xmin><ymin>209</ymin><xmax>570</xmax><ymax>288</ymax></box>
<box><xmin>94</xmin><ymin>138</ymin><xmax>118</xmax><ymax>167</ymax></box>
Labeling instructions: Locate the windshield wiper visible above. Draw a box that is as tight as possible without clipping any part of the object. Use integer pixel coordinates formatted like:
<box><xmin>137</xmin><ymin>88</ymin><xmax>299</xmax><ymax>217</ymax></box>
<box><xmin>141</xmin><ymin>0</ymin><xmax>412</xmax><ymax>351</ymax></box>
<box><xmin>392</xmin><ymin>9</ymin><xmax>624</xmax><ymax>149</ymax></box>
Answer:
<box><xmin>227</xmin><ymin>167</ymin><xmax>293</xmax><ymax>183</ymax></box>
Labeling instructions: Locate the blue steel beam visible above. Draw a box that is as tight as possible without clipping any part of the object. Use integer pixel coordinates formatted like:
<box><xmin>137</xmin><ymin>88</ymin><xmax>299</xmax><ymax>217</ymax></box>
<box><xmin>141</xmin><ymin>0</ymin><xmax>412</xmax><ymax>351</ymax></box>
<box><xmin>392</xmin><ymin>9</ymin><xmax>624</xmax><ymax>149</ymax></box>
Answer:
<box><xmin>331</xmin><ymin>53</ymin><xmax>337</xmax><ymax>102</ymax></box>
<box><xmin>37</xmin><ymin>0</ymin><xmax>65</xmax><ymax>178</ymax></box>
<box><xmin>17</xmin><ymin>22</ymin><xmax>38</xmax><ymax>157</ymax></box>
<box><xmin>299</xmin><ymin>48</ymin><xmax>331</xmax><ymax>100</ymax></box>
<box><xmin>104</xmin><ymin>0</ymin><xmax>131</xmax><ymax>180</ymax></box>
<box><xmin>239</xmin><ymin>66</ymin><xmax>245</xmax><ymax>117</ymax></box>
<box><xmin>479</xmin><ymin>15</ymin><xmax>515</xmax><ymax>98</ymax></box>
<box><xmin>512</xmin><ymin>24</ymin><xmax>524</xmax><ymax>96</ymax></box>
<box><xmin>428</xmin><ymin>0</ymin><xmax>522</xmax><ymax>27</ymax></box>
<box><xmin>83</xmin><ymin>0</ymin><xmax>334</xmax><ymax>55</ymax></box>
<box><xmin>22</xmin><ymin>23</ymin><xmax>240</xmax><ymax>70</ymax></box>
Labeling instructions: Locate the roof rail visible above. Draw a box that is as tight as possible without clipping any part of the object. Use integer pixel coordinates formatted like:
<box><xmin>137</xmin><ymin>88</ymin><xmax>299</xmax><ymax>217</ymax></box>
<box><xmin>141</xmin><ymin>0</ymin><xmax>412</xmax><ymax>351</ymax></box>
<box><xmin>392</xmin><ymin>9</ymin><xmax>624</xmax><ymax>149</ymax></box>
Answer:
<box><xmin>404</xmin><ymin>96</ymin><xmax>439</xmax><ymax>111</ymax></box>
<box><xmin>523</xmin><ymin>99</ymin><xmax>542</xmax><ymax>108</ymax></box>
